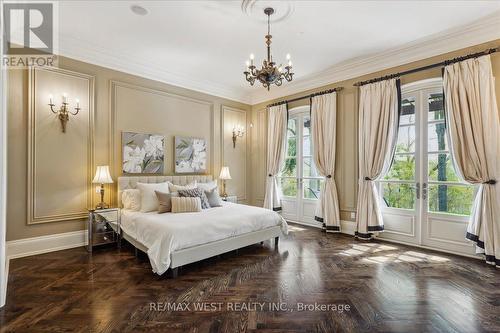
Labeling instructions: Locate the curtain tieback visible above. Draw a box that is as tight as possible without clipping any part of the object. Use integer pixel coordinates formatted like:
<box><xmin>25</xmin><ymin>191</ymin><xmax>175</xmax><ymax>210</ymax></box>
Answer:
<box><xmin>268</xmin><ymin>174</ymin><xmax>273</xmax><ymax>177</ymax></box>
<box><xmin>364</xmin><ymin>177</ymin><xmax>372</xmax><ymax>181</ymax></box>
<box><xmin>483</xmin><ymin>179</ymin><xmax>497</xmax><ymax>185</ymax></box>
<box><xmin>326</xmin><ymin>175</ymin><xmax>332</xmax><ymax>179</ymax></box>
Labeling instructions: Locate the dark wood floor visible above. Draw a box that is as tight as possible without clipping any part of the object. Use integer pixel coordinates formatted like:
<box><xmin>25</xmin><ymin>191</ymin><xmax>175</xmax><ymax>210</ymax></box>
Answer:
<box><xmin>1</xmin><ymin>224</ymin><xmax>499</xmax><ymax>333</ymax></box>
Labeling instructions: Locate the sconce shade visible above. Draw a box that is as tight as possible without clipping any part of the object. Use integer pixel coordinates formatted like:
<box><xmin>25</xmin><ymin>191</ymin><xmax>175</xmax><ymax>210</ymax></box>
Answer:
<box><xmin>219</xmin><ymin>166</ymin><xmax>232</xmax><ymax>180</ymax></box>
<box><xmin>92</xmin><ymin>166</ymin><xmax>113</xmax><ymax>184</ymax></box>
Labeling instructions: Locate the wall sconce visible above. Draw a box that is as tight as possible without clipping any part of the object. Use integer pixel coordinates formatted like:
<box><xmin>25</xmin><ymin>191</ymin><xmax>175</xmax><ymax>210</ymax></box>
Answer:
<box><xmin>232</xmin><ymin>125</ymin><xmax>245</xmax><ymax>148</ymax></box>
<box><xmin>48</xmin><ymin>93</ymin><xmax>81</xmax><ymax>133</ymax></box>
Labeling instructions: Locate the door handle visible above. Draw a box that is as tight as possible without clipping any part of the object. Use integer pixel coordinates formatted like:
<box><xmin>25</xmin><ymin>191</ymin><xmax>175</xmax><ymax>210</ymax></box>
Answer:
<box><xmin>422</xmin><ymin>183</ymin><xmax>428</xmax><ymax>200</ymax></box>
<box><xmin>416</xmin><ymin>182</ymin><xmax>420</xmax><ymax>199</ymax></box>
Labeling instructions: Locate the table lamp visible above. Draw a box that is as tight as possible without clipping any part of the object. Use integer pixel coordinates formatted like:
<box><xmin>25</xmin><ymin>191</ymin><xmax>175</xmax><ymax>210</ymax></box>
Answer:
<box><xmin>92</xmin><ymin>165</ymin><xmax>113</xmax><ymax>209</ymax></box>
<box><xmin>219</xmin><ymin>166</ymin><xmax>232</xmax><ymax>198</ymax></box>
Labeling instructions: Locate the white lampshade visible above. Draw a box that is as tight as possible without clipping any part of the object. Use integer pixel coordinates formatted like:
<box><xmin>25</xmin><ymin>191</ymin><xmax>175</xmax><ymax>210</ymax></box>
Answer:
<box><xmin>92</xmin><ymin>166</ymin><xmax>113</xmax><ymax>184</ymax></box>
<box><xmin>219</xmin><ymin>166</ymin><xmax>232</xmax><ymax>180</ymax></box>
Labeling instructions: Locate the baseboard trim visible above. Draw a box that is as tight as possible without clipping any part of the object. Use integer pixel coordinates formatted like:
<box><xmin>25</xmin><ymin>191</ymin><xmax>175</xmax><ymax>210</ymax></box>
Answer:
<box><xmin>285</xmin><ymin>219</ymin><xmax>322</xmax><ymax>229</ymax></box>
<box><xmin>340</xmin><ymin>220</ymin><xmax>356</xmax><ymax>235</ymax></box>
<box><xmin>285</xmin><ymin>219</ymin><xmax>356</xmax><ymax>234</ymax></box>
<box><xmin>6</xmin><ymin>230</ymin><xmax>87</xmax><ymax>260</ymax></box>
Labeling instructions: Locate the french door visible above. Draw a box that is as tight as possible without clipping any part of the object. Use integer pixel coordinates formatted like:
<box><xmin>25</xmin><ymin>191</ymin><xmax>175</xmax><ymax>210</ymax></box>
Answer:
<box><xmin>378</xmin><ymin>79</ymin><xmax>476</xmax><ymax>256</ymax></box>
<box><xmin>278</xmin><ymin>107</ymin><xmax>323</xmax><ymax>227</ymax></box>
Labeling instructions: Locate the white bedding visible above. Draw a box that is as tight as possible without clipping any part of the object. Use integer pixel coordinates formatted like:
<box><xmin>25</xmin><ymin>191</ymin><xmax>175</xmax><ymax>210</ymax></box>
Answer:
<box><xmin>120</xmin><ymin>202</ymin><xmax>288</xmax><ymax>275</ymax></box>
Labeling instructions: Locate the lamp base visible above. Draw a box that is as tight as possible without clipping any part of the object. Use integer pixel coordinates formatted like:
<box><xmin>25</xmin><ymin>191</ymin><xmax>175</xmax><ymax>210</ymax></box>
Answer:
<box><xmin>95</xmin><ymin>202</ymin><xmax>109</xmax><ymax>210</ymax></box>
<box><xmin>221</xmin><ymin>180</ymin><xmax>228</xmax><ymax>198</ymax></box>
<box><xmin>96</xmin><ymin>185</ymin><xmax>109</xmax><ymax>210</ymax></box>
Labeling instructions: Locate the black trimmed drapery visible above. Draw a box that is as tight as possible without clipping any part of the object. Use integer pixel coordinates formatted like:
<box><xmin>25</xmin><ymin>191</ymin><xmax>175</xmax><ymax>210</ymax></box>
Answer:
<box><xmin>311</xmin><ymin>92</ymin><xmax>341</xmax><ymax>232</ymax></box>
<box><xmin>355</xmin><ymin>79</ymin><xmax>401</xmax><ymax>239</ymax></box>
<box><xmin>443</xmin><ymin>55</ymin><xmax>500</xmax><ymax>267</ymax></box>
<box><xmin>263</xmin><ymin>104</ymin><xmax>288</xmax><ymax>211</ymax></box>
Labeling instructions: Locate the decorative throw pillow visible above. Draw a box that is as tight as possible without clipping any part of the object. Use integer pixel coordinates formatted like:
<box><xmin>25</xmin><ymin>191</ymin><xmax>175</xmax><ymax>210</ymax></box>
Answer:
<box><xmin>197</xmin><ymin>180</ymin><xmax>217</xmax><ymax>192</ymax></box>
<box><xmin>155</xmin><ymin>191</ymin><xmax>179</xmax><ymax>214</ymax></box>
<box><xmin>122</xmin><ymin>189</ymin><xmax>141</xmax><ymax>211</ymax></box>
<box><xmin>204</xmin><ymin>188</ymin><xmax>222</xmax><ymax>207</ymax></box>
<box><xmin>178</xmin><ymin>188</ymin><xmax>211</xmax><ymax>209</ymax></box>
<box><xmin>171</xmin><ymin>197</ymin><xmax>202</xmax><ymax>213</ymax></box>
<box><xmin>136</xmin><ymin>182</ymin><xmax>170</xmax><ymax>212</ymax></box>
<box><xmin>168</xmin><ymin>181</ymin><xmax>197</xmax><ymax>193</ymax></box>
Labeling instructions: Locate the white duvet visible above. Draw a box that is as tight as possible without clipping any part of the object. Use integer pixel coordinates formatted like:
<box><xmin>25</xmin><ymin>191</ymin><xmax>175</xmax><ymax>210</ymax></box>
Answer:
<box><xmin>121</xmin><ymin>202</ymin><xmax>288</xmax><ymax>275</ymax></box>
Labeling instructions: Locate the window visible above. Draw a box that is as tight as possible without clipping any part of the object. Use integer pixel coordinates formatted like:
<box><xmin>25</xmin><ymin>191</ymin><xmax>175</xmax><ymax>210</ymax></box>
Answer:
<box><xmin>278</xmin><ymin>112</ymin><xmax>323</xmax><ymax>200</ymax></box>
<box><xmin>425</xmin><ymin>93</ymin><xmax>475</xmax><ymax>216</ymax></box>
<box><xmin>380</xmin><ymin>89</ymin><xmax>475</xmax><ymax>216</ymax></box>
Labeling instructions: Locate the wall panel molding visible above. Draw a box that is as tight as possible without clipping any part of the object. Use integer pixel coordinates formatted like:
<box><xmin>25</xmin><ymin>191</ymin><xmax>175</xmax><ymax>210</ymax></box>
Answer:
<box><xmin>254</xmin><ymin>108</ymin><xmax>267</xmax><ymax>205</ymax></box>
<box><xmin>27</xmin><ymin>67</ymin><xmax>95</xmax><ymax>224</ymax></box>
<box><xmin>109</xmin><ymin>80</ymin><xmax>215</xmax><ymax>205</ymax></box>
<box><xmin>221</xmin><ymin>105</ymin><xmax>247</xmax><ymax>202</ymax></box>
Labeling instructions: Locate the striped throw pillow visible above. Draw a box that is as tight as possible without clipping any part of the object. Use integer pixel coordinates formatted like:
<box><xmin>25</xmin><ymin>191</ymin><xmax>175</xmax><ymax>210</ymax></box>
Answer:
<box><xmin>178</xmin><ymin>188</ymin><xmax>211</xmax><ymax>209</ymax></box>
<box><xmin>171</xmin><ymin>197</ymin><xmax>202</xmax><ymax>213</ymax></box>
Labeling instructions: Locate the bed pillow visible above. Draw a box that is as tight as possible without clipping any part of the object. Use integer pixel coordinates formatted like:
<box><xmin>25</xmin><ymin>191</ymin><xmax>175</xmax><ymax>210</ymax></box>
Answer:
<box><xmin>155</xmin><ymin>191</ymin><xmax>179</xmax><ymax>213</ymax></box>
<box><xmin>168</xmin><ymin>181</ymin><xmax>197</xmax><ymax>193</ymax></box>
<box><xmin>136</xmin><ymin>182</ymin><xmax>170</xmax><ymax>212</ymax></box>
<box><xmin>197</xmin><ymin>180</ymin><xmax>218</xmax><ymax>192</ymax></box>
<box><xmin>171</xmin><ymin>197</ymin><xmax>202</xmax><ymax>213</ymax></box>
<box><xmin>204</xmin><ymin>188</ymin><xmax>222</xmax><ymax>207</ymax></box>
<box><xmin>178</xmin><ymin>188</ymin><xmax>211</xmax><ymax>209</ymax></box>
<box><xmin>122</xmin><ymin>189</ymin><xmax>141</xmax><ymax>211</ymax></box>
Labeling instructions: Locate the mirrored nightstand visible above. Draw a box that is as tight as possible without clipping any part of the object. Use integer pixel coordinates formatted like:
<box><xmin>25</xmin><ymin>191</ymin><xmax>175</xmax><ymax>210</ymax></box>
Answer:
<box><xmin>87</xmin><ymin>208</ymin><xmax>121</xmax><ymax>253</ymax></box>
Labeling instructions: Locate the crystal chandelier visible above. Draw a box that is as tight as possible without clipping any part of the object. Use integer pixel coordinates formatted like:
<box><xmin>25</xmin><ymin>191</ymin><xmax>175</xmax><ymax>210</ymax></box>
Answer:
<box><xmin>244</xmin><ymin>7</ymin><xmax>294</xmax><ymax>90</ymax></box>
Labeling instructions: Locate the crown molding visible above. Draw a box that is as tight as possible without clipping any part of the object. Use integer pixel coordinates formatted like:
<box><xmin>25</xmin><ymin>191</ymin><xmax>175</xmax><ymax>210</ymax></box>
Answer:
<box><xmin>249</xmin><ymin>11</ymin><xmax>500</xmax><ymax>104</ymax></box>
<box><xmin>58</xmin><ymin>35</ymin><xmax>253</xmax><ymax>104</ymax></box>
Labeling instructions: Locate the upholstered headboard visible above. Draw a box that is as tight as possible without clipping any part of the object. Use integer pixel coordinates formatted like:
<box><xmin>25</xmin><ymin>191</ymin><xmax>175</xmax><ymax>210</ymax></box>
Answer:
<box><xmin>117</xmin><ymin>175</ymin><xmax>213</xmax><ymax>206</ymax></box>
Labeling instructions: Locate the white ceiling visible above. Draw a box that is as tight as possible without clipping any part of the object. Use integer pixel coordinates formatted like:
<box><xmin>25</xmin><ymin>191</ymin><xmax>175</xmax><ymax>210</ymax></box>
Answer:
<box><xmin>57</xmin><ymin>1</ymin><xmax>500</xmax><ymax>104</ymax></box>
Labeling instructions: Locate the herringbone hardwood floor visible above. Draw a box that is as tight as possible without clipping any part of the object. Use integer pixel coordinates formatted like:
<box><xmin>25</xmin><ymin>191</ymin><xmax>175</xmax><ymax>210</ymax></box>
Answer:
<box><xmin>1</xmin><ymin>224</ymin><xmax>499</xmax><ymax>333</ymax></box>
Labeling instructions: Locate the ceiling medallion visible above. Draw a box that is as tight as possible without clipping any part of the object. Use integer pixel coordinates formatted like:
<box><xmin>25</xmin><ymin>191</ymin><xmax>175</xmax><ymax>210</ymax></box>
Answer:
<box><xmin>243</xmin><ymin>7</ymin><xmax>294</xmax><ymax>90</ymax></box>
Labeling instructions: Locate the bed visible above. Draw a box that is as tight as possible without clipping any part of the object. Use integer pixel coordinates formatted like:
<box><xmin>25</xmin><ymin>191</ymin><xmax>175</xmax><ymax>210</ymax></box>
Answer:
<box><xmin>117</xmin><ymin>176</ymin><xmax>288</xmax><ymax>277</ymax></box>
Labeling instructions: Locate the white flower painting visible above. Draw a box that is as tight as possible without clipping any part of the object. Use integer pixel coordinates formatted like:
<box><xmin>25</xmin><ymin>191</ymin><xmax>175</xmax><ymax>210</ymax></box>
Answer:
<box><xmin>175</xmin><ymin>136</ymin><xmax>207</xmax><ymax>173</ymax></box>
<box><xmin>122</xmin><ymin>132</ymin><xmax>164</xmax><ymax>174</ymax></box>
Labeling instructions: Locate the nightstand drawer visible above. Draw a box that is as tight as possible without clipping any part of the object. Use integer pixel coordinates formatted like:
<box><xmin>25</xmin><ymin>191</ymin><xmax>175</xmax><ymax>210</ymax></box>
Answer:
<box><xmin>91</xmin><ymin>231</ymin><xmax>117</xmax><ymax>246</ymax></box>
<box><xmin>94</xmin><ymin>210</ymin><xmax>119</xmax><ymax>223</ymax></box>
<box><xmin>94</xmin><ymin>222</ymin><xmax>114</xmax><ymax>233</ymax></box>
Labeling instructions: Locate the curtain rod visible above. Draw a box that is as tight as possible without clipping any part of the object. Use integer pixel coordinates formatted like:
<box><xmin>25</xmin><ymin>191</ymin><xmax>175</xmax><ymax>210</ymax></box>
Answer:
<box><xmin>267</xmin><ymin>87</ymin><xmax>343</xmax><ymax>108</ymax></box>
<box><xmin>353</xmin><ymin>47</ymin><xmax>499</xmax><ymax>87</ymax></box>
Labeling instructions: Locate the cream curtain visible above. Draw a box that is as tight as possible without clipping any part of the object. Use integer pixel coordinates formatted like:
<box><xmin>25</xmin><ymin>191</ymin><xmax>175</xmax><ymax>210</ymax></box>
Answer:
<box><xmin>356</xmin><ymin>79</ymin><xmax>401</xmax><ymax>239</ymax></box>
<box><xmin>311</xmin><ymin>93</ymin><xmax>340</xmax><ymax>232</ymax></box>
<box><xmin>443</xmin><ymin>55</ymin><xmax>500</xmax><ymax>267</ymax></box>
<box><xmin>263</xmin><ymin>104</ymin><xmax>288</xmax><ymax>211</ymax></box>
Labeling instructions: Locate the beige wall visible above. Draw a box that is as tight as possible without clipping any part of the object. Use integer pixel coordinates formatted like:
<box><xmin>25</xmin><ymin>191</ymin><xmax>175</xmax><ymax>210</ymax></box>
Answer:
<box><xmin>250</xmin><ymin>40</ymin><xmax>500</xmax><ymax>222</ymax></box>
<box><xmin>7</xmin><ymin>56</ymin><xmax>251</xmax><ymax>241</ymax></box>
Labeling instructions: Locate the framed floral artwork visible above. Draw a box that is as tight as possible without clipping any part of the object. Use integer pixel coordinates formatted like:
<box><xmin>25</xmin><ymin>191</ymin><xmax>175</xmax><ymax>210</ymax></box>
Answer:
<box><xmin>174</xmin><ymin>136</ymin><xmax>207</xmax><ymax>173</ymax></box>
<box><xmin>122</xmin><ymin>132</ymin><xmax>164</xmax><ymax>174</ymax></box>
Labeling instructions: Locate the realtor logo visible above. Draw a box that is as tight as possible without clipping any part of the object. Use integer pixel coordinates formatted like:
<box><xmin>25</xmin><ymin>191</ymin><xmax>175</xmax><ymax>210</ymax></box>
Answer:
<box><xmin>2</xmin><ymin>2</ymin><xmax>58</xmax><ymax>68</ymax></box>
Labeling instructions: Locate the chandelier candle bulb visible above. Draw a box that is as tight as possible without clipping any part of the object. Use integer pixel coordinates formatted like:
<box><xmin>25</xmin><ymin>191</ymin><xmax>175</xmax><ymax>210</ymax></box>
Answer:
<box><xmin>62</xmin><ymin>93</ymin><xmax>67</xmax><ymax>103</ymax></box>
<box><xmin>49</xmin><ymin>94</ymin><xmax>53</xmax><ymax>104</ymax></box>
